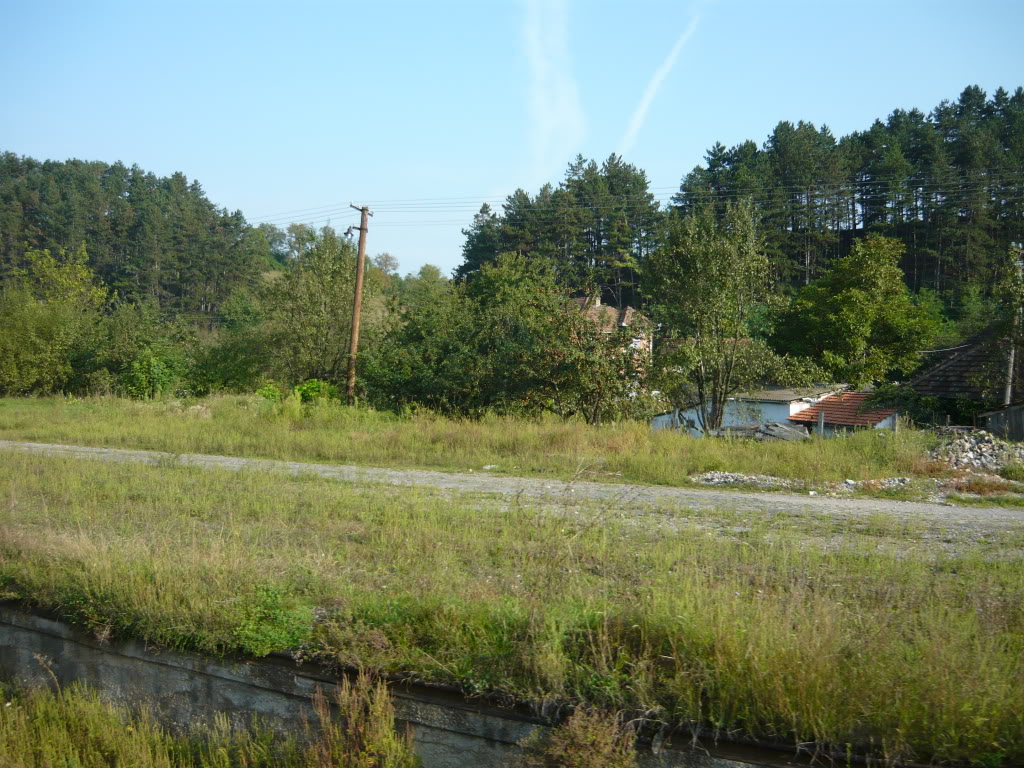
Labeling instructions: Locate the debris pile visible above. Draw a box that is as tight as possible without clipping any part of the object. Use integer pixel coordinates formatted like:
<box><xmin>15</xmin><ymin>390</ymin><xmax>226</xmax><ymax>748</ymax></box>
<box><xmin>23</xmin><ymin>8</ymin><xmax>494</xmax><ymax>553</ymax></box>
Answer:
<box><xmin>931</xmin><ymin>430</ymin><xmax>1024</xmax><ymax>472</ymax></box>
<box><xmin>691</xmin><ymin>471</ymin><xmax>798</xmax><ymax>490</ymax></box>
<box><xmin>707</xmin><ymin>422</ymin><xmax>809</xmax><ymax>442</ymax></box>
<box><xmin>832</xmin><ymin>477</ymin><xmax>913</xmax><ymax>493</ymax></box>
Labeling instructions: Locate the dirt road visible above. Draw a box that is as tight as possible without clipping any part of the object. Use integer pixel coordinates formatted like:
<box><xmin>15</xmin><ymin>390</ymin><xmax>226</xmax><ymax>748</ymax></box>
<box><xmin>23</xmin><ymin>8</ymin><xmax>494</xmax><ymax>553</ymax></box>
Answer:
<box><xmin>3</xmin><ymin>439</ymin><xmax>1022</xmax><ymax>533</ymax></box>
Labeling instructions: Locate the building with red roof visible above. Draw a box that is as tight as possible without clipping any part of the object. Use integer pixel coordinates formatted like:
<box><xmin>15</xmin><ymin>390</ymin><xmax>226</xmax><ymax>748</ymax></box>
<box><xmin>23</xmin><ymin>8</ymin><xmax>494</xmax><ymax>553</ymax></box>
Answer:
<box><xmin>788</xmin><ymin>391</ymin><xmax>897</xmax><ymax>436</ymax></box>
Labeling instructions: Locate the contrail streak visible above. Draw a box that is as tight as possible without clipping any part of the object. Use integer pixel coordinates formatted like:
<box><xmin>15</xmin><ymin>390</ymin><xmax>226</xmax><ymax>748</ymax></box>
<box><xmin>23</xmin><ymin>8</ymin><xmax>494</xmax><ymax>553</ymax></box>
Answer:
<box><xmin>618</xmin><ymin>15</ymin><xmax>700</xmax><ymax>157</ymax></box>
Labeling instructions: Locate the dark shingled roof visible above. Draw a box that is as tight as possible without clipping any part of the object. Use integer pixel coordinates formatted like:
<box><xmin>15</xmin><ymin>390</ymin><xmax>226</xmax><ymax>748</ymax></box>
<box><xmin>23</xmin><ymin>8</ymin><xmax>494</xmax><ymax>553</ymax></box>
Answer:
<box><xmin>910</xmin><ymin>329</ymin><xmax>1007</xmax><ymax>401</ymax></box>
<box><xmin>789</xmin><ymin>392</ymin><xmax>896</xmax><ymax>427</ymax></box>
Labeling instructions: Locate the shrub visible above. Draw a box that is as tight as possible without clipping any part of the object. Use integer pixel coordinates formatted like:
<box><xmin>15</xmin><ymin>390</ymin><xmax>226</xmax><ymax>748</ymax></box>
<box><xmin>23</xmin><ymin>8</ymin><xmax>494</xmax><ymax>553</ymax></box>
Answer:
<box><xmin>307</xmin><ymin>674</ymin><xmax>420</xmax><ymax>768</ymax></box>
<box><xmin>518</xmin><ymin>708</ymin><xmax>636</xmax><ymax>768</ymax></box>
<box><xmin>122</xmin><ymin>348</ymin><xmax>175</xmax><ymax>399</ymax></box>
<box><xmin>295</xmin><ymin>379</ymin><xmax>340</xmax><ymax>403</ymax></box>
<box><xmin>255</xmin><ymin>383</ymin><xmax>285</xmax><ymax>402</ymax></box>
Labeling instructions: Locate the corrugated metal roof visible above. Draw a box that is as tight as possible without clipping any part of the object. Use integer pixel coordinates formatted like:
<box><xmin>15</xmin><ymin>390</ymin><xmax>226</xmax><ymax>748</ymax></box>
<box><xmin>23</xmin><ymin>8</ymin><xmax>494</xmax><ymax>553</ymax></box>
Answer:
<box><xmin>789</xmin><ymin>391</ymin><xmax>896</xmax><ymax>427</ymax></box>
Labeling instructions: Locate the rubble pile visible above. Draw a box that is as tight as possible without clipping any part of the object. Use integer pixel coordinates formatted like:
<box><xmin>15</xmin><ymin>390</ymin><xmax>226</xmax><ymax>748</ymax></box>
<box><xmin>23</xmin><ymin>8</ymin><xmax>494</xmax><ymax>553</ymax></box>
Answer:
<box><xmin>931</xmin><ymin>430</ymin><xmax>1024</xmax><ymax>471</ymax></box>
<box><xmin>691</xmin><ymin>471</ymin><xmax>798</xmax><ymax>490</ymax></box>
<box><xmin>831</xmin><ymin>477</ymin><xmax>914</xmax><ymax>493</ymax></box>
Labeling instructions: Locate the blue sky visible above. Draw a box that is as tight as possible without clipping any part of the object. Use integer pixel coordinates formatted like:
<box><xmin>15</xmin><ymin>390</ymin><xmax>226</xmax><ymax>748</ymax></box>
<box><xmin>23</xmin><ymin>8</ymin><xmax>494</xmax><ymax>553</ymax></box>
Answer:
<box><xmin>3</xmin><ymin>0</ymin><xmax>1022</xmax><ymax>275</ymax></box>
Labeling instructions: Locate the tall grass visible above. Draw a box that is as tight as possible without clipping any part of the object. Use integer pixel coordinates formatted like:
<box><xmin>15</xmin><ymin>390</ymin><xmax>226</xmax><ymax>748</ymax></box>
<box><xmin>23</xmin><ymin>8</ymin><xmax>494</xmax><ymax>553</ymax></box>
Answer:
<box><xmin>0</xmin><ymin>676</ymin><xmax>418</xmax><ymax>767</ymax></box>
<box><xmin>1</xmin><ymin>451</ymin><xmax>1020</xmax><ymax>765</ymax></box>
<box><xmin>0</xmin><ymin>396</ymin><xmax>937</xmax><ymax>484</ymax></box>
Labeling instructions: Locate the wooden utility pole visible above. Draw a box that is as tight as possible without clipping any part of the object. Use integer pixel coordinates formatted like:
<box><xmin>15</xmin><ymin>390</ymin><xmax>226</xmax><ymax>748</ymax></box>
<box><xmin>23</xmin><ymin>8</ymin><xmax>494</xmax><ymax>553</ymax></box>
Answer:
<box><xmin>1006</xmin><ymin>243</ymin><xmax>1024</xmax><ymax>406</ymax></box>
<box><xmin>346</xmin><ymin>204</ymin><xmax>372</xmax><ymax>405</ymax></box>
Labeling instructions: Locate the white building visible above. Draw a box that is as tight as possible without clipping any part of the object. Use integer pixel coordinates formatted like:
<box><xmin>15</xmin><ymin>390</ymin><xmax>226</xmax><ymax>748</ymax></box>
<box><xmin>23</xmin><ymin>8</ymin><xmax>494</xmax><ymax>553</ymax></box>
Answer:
<box><xmin>651</xmin><ymin>387</ymin><xmax>840</xmax><ymax>436</ymax></box>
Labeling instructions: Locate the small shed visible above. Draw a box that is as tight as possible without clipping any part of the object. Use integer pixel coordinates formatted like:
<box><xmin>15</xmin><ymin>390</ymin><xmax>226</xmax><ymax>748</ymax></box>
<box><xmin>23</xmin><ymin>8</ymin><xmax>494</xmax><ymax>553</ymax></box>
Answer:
<box><xmin>788</xmin><ymin>391</ymin><xmax>897</xmax><ymax>436</ymax></box>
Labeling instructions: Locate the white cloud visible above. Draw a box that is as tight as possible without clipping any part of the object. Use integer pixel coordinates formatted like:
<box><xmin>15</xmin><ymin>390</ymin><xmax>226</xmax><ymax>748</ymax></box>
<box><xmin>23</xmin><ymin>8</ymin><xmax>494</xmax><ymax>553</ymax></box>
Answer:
<box><xmin>617</xmin><ymin>15</ymin><xmax>700</xmax><ymax>157</ymax></box>
<box><xmin>523</xmin><ymin>0</ymin><xmax>586</xmax><ymax>185</ymax></box>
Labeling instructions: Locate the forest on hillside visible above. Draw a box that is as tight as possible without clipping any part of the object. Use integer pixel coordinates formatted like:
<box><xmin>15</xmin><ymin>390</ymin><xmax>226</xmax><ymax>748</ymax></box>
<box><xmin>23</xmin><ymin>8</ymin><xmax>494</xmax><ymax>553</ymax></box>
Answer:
<box><xmin>462</xmin><ymin>85</ymin><xmax>1024</xmax><ymax>303</ymax></box>
<box><xmin>1</xmin><ymin>85</ymin><xmax>1022</xmax><ymax>424</ymax></box>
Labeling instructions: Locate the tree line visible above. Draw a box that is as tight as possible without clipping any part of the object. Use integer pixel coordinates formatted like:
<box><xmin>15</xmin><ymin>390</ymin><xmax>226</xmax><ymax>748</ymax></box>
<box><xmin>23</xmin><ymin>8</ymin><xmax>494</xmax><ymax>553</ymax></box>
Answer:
<box><xmin>1</xmin><ymin>85</ymin><xmax>1022</xmax><ymax>425</ymax></box>
<box><xmin>463</xmin><ymin>86</ymin><xmax>1024</xmax><ymax>305</ymax></box>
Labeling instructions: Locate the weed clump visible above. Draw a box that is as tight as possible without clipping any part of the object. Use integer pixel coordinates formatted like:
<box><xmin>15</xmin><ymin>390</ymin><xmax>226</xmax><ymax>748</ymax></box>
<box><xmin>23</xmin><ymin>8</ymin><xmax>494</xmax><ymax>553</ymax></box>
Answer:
<box><xmin>0</xmin><ymin>677</ymin><xmax>420</xmax><ymax>768</ymax></box>
<box><xmin>518</xmin><ymin>708</ymin><xmax>636</xmax><ymax>768</ymax></box>
<box><xmin>308</xmin><ymin>674</ymin><xmax>419</xmax><ymax>768</ymax></box>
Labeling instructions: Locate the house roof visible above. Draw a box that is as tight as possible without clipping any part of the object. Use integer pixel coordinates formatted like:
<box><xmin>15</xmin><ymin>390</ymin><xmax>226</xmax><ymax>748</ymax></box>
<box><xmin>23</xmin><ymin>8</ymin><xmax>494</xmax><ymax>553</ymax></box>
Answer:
<box><xmin>572</xmin><ymin>297</ymin><xmax>648</xmax><ymax>333</ymax></box>
<box><xmin>789</xmin><ymin>391</ymin><xmax>897</xmax><ymax>427</ymax></box>
<box><xmin>731</xmin><ymin>386</ymin><xmax>842</xmax><ymax>404</ymax></box>
<box><xmin>910</xmin><ymin>329</ymin><xmax>1006</xmax><ymax>401</ymax></box>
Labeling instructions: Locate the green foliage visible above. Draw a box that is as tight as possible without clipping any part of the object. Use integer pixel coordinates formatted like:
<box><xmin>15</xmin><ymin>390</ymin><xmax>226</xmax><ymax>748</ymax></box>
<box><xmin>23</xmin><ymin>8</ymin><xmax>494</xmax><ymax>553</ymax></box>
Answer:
<box><xmin>0</xmin><ymin>246</ymin><xmax>107</xmax><ymax>395</ymax></box>
<box><xmin>645</xmin><ymin>202</ymin><xmax>815</xmax><ymax>430</ymax></box>
<box><xmin>294</xmin><ymin>379</ymin><xmax>340</xmax><ymax>403</ymax></box>
<box><xmin>122</xmin><ymin>348</ymin><xmax>176</xmax><ymax>399</ymax></box>
<box><xmin>0</xmin><ymin>154</ymin><xmax>267</xmax><ymax>316</ymax></box>
<box><xmin>999</xmin><ymin>463</ymin><xmax>1024</xmax><ymax>483</ymax></box>
<box><xmin>261</xmin><ymin>228</ymin><xmax>367</xmax><ymax>386</ymax></box>
<box><xmin>190</xmin><ymin>289</ymin><xmax>268</xmax><ymax>394</ymax></box>
<box><xmin>673</xmin><ymin>86</ymin><xmax>1024</xmax><ymax>296</ymax></box>
<box><xmin>772</xmin><ymin>236</ymin><xmax>940</xmax><ymax>386</ymax></box>
<box><xmin>365</xmin><ymin>254</ymin><xmax>649</xmax><ymax>422</ymax></box>
<box><xmin>255</xmin><ymin>383</ymin><xmax>285</xmax><ymax>402</ymax></box>
<box><xmin>865</xmin><ymin>383</ymin><xmax>942</xmax><ymax>425</ymax></box>
<box><xmin>455</xmin><ymin>154</ymin><xmax>661</xmax><ymax>304</ymax></box>
<box><xmin>232</xmin><ymin>584</ymin><xmax>312</xmax><ymax>657</ymax></box>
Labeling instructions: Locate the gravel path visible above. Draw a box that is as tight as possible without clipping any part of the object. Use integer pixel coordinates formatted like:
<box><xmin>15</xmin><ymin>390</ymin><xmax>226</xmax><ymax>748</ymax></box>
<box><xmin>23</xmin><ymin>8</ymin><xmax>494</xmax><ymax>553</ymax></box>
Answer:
<box><xmin>3</xmin><ymin>439</ymin><xmax>1023</xmax><ymax>533</ymax></box>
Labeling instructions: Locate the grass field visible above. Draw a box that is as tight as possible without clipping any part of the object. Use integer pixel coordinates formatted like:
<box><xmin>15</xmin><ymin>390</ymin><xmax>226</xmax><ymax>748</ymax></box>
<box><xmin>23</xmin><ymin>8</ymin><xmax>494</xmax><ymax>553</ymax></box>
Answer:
<box><xmin>0</xmin><ymin>395</ymin><xmax>940</xmax><ymax>486</ymax></box>
<box><xmin>2</xmin><ymin>449</ymin><xmax>1021</xmax><ymax>766</ymax></box>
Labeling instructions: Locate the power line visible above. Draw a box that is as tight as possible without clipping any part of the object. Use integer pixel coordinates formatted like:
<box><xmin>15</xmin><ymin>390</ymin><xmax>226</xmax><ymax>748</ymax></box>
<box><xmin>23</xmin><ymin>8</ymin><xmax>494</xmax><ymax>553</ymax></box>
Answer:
<box><xmin>251</xmin><ymin>166</ymin><xmax>1024</xmax><ymax>221</ymax></box>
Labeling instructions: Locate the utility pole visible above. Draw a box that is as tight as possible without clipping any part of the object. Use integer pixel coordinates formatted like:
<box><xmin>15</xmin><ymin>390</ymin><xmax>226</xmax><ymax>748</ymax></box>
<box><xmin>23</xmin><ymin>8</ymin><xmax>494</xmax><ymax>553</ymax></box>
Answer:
<box><xmin>346</xmin><ymin>204</ymin><xmax>372</xmax><ymax>405</ymax></box>
<box><xmin>1006</xmin><ymin>243</ymin><xmax>1024</xmax><ymax>406</ymax></box>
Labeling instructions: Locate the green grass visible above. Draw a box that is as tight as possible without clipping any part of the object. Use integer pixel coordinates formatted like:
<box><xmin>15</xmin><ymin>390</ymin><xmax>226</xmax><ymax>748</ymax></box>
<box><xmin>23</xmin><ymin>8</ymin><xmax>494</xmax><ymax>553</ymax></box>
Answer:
<box><xmin>2</xmin><ymin>450</ymin><xmax>1021</xmax><ymax>766</ymax></box>
<box><xmin>0</xmin><ymin>676</ymin><xmax>418</xmax><ymax>767</ymax></box>
<box><xmin>0</xmin><ymin>395</ymin><xmax>939</xmax><ymax>486</ymax></box>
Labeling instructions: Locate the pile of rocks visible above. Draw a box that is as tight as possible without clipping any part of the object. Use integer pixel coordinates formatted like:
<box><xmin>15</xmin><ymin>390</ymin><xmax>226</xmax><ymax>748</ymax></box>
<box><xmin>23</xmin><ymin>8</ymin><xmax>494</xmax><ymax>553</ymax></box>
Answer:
<box><xmin>832</xmin><ymin>476</ymin><xmax>913</xmax><ymax>492</ymax></box>
<box><xmin>691</xmin><ymin>471</ymin><xmax>798</xmax><ymax>490</ymax></box>
<box><xmin>931</xmin><ymin>430</ymin><xmax>1024</xmax><ymax>471</ymax></box>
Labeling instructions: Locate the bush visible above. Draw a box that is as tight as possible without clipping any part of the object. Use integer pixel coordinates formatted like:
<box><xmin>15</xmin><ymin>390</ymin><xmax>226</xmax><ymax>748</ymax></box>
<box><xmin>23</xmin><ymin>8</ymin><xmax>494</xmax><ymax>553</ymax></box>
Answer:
<box><xmin>255</xmin><ymin>383</ymin><xmax>285</xmax><ymax>402</ymax></box>
<box><xmin>122</xmin><ymin>348</ymin><xmax>175</xmax><ymax>399</ymax></box>
<box><xmin>518</xmin><ymin>708</ymin><xmax>636</xmax><ymax>768</ymax></box>
<box><xmin>295</xmin><ymin>379</ymin><xmax>340</xmax><ymax>403</ymax></box>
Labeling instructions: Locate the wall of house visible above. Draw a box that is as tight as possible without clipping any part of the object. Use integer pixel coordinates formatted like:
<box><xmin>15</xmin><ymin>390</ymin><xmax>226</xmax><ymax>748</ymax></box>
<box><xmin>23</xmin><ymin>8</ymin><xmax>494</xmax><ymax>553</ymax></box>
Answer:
<box><xmin>818</xmin><ymin>414</ymin><xmax>896</xmax><ymax>437</ymax></box>
<box><xmin>652</xmin><ymin>399</ymin><xmax>814</xmax><ymax>436</ymax></box>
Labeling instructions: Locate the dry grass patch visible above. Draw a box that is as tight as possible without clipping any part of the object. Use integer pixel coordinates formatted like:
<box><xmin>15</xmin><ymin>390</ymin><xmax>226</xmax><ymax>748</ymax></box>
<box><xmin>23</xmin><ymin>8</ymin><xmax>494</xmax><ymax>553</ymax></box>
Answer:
<box><xmin>1</xmin><ymin>450</ymin><xmax>1022</xmax><ymax>765</ymax></box>
<box><xmin>0</xmin><ymin>676</ymin><xmax>418</xmax><ymax>768</ymax></box>
<box><xmin>0</xmin><ymin>396</ymin><xmax>938</xmax><ymax>486</ymax></box>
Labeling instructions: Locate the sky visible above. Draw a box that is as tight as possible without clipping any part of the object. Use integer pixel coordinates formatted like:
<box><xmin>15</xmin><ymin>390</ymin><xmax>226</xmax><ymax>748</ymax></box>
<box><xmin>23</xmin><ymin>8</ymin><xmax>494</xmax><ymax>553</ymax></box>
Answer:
<box><xmin>3</xmin><ymin>0</ymin><xmax>1023</xmax><ymax>276</ymax></box>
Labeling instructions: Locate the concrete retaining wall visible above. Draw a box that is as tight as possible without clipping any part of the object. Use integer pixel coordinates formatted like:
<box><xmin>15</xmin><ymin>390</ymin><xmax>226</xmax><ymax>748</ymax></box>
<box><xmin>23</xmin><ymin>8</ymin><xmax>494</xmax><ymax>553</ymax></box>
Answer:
<box><xmin>0</xmin><ymin>604</ymin><xmax>795</xmax><ymax>768</ymax></box>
